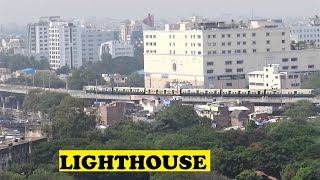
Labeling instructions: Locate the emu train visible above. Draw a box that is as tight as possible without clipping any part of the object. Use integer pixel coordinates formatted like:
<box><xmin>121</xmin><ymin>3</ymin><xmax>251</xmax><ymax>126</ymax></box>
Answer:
<box><xmin>83</xmin><ymin>86</ymin><xmax>315</xmax><ymax>97</ymax></box>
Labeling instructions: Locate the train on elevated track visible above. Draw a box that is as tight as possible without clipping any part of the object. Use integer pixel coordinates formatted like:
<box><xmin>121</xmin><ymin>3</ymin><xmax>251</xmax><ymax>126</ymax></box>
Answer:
<box><xmin>83</xmin><ymin>86</ymin><xmax>315</xmax><ymax>97</ymax></box>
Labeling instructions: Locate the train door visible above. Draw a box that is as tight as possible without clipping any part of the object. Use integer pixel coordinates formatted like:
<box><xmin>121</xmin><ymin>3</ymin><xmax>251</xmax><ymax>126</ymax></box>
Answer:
<box><xmin>294</xmin><ymin>91</ymin><xmax>298</xmax><ymax>96</ymax></box>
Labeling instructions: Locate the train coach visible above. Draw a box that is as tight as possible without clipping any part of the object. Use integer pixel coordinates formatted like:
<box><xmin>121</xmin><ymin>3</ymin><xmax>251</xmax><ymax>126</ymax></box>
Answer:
<box><xmin>83</xmin><ymin>86</ymin><xmax>315</xmax><ymax>97</ymax></box>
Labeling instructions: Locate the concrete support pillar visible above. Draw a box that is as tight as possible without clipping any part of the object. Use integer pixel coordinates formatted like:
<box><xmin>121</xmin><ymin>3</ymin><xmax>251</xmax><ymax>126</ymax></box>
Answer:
<box><xmin>16</xmin><ymin>99</ymin><xmax>21</xmax><ymax>111</ymax></box>
<box><xmin>1</xmin><ymin>95</ymin><xmax>6</xmax><ymax>117</ymax></box>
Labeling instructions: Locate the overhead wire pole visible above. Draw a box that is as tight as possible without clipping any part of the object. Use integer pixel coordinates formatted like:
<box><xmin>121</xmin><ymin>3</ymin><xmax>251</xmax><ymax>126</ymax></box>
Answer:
<box><xmin>95</xmin><ymin>78</ymin><xmax>98</xmax><ymax>104</ymax></box>
<box><xmin>129</xmin><ymin>77</ymin><xmax>132</xmax><ymax>101</ymax></box>
<box><xmin>48</xmin><ymin>72</ymin><xmax>51</xmax><ymax>91</ymax></box>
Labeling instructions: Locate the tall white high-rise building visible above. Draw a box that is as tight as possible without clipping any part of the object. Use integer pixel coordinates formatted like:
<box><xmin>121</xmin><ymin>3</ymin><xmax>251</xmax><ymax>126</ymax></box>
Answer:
<box><xmin>81</xmin><ymin>25</ymin><xmax>119</xmax><ymax>62</ymax></box>
<box><xmin>144</xmin><ymin>18</ymin><xmax>320</xmax><ymax>89</ymax></box>
<box><xmin>49</xmin><ymin>21</ymin><xmax>82</xmax><ymax>69</ymax></box>
<box><xmin>27</xmin><ymin>16</ymin><xmax>61</xmax><ymax>56</ymax></box>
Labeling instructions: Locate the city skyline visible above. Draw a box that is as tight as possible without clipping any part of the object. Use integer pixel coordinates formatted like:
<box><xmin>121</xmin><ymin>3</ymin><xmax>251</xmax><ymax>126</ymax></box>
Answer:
<box><xmin>1</xmin><ymin>0</ymin><xmax>320</xmax><ymax>24</ymax></box>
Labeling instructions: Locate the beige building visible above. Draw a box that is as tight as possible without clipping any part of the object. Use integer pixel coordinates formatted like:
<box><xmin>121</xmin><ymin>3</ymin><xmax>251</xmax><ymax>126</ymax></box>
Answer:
<box><xmin>144</xmin><ymin>17</ymin><xmax>320</xmax><ymax>89</ymax></box>
<box><xmin>248</xmin><ymin>64</ymin><xmax>301</xmax><ymax>89</ymax></box>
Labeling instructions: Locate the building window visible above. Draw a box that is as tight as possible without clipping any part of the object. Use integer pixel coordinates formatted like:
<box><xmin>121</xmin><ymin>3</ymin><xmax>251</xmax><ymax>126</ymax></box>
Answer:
<box><xmin>266</xmin><ymin>40</ymin><xmax>270</xmax><ymax>44</ymax></box>
<box><xmin>243</xmin><ymin>33</ymin><xmax>246</xmax><ymax>37</ymax></box>
<box><xmin>237</xmin><ymin>34</ymin><xmax>240</xmax><ymax>37</ymax></box>
<box><xmin>252</xmin><ymin>33</ymin><xmax>256</xmax><ymax>37</ymax></box>
<box><xmin>228</xmin><ymin>42</ymin><xmax>231</xmax><ymax>46</ymax></box>
<box><xmin>267</xmin><ymin>48</ymin><xmax>270</xmax><ymax>52</ymax></box>
<box><xmin>222</xmin><ymin>50</ymin><xmax>226</xmax><ymax>54</ymax></box>
<box><xmin>291</xmin><ymin>58</ymin><xmax>298</xmax><ymax>62</ymax></box>
<box><xmin>198</xmin><ymin>43</ymin><xmax>202</xmax><ymax>47</ymax></box>
<box><xmin>221</xmin><ymin>34</ymin><xmax>225</xmax><ymax>38</ymax></box>
<box><xmin>225</xmin><ymin>61</ymin><xmax>232</xmax><ymax>65</ymax></box>
<box><xmin>207</xmin><ymin>70</ymin><xmax>214</xmax><ymax>73</ymax></box>
<box><xmin>282</xmin><ymin>32</ymin><xmax>285</xmax><ymax>36</ymax></box>
<box><xmin>252</xmin><ymin>41</ymin><xmax>256</xmax><ymax>45</ymax></box>
<box><xmin>208</xmin><ymin>35</ymin><xmax>211</xmax><ymax>38</ymax></box>
<box><xmin>207</xmin><ymin>62</ymin><xmax>214</xmax><ymax>66</ymax></box>
<box><xmin>282</xmin><ymin>40</ymin><xmax>286</xmax><ymax>43</ymax></box>
<box><xmin>308</xmin><ymin>65</ymin><xmax>315</xmax><ymax>68</ymax></box>
<box><xmin>237</xmin><ymin>42</ymin><xmax>241</xmax><ymax>45</ymax></box>
<box><xmin>222</xmin><ymin>42</ymin><xmax>225</xmax><ymax>46</ymax></box>
<box><xmin>237</xmin><ymin>68</ymin><xmax>243</xmax><ymax>72</ymax></box>
<box><xmin>291</xmin><ymin>66</ymin><xmax>298</xmax><ymax>69</ymax></box>
<box><xmin>228</xmin><ymin>50</ymin><xmax>231</xmax><ymax>54</ymax></box>
<box><xmin>253</xmin><ymin>49</ymin><xmax>257</xmax><ymax>53</ymax></box>
<box><xmin>198</xmin><ymin>51</ymin><xmax>202</xmax><ymax>55</ymax></box>
<box><xmin>227</xmin><ymin>34</ymin><xmax>231</xmax><ymax>38</ymax></box>
<box><xmin>226</xmin><ymin>83</ymin><xmax>232</xmax><ymax>87</ymax></box>
<box><xmin>243</xmin><ymin>41</ymin><xmax>246</xmax><ymax>45</ymax></box>
<box><xmin>197</xmin><ymin>35</ymin><xmax>201</xmax><ymax>39</ymax></box>
<box><xmin>266</xmin><ymin>32</ymin><xmax>270</xmax><ymax>36</ymax></box>
<box><xmin>243</xmin><ymin>49</ymin><xmax>247</xmax><ymax>53</ymax></box>
<box><xmin>237</xmin><ymin>60</ymin><xmax>243</xmax><ymax>64</ymax></box>
<box><xmin>213</xmin><ymin>35</ymin><xmax>216</xmax><ymax>38</ymax></box>
<box><xmin>294</xmin><ymin>75</ymin><xmax>299</xmax><ymax>78</ymax></box>
<box><xmin>282</xmin><ymin>58</ymin><xmax>289</xmax><ymax>62</ymax></box>
<box><xmin>153</xmin><ymin>35</ymin><xmax>156</xmax><ymax>38</ymax></box>
<box><xmin>283</xmin><ymin>66</ymin><xmax>289</xmax><ymax>70</ymax></box>
<box><xmin>208</xmin><ymin>51</ymin><xmax>211</xmax><ymax>55</ymax></box>
<box><xmin>225</xmin><ymin>68</ymin><xmax>232</xmax><ymax>73</ymax></box>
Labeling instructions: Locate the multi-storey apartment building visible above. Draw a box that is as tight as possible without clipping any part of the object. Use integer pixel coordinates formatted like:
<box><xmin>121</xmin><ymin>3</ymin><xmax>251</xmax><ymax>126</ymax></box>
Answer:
<box><xmin>144</xmin><ymin>18</ymin><xmax>320</xmax><ymax>89</ymax></box>
<box><xmin>81</xmin><ymin>26</ymin><xmax>119</xmax><ymax>62</ymax></box>
<box><xmin>290</xmin><ymin>15</ymin><xmax>320</xmax><ymax>47</ymax></box>
<box><xmin>27</xmin><ymin>16</ymin><xmax>61</xmax><ymax>56</ymax></box>
<box><xmin>49</xmin><ymin>21</ymin><xmax>82</xmax><ymax>69</ymax></box>
<box><xmin>120</xmin><ymin>20</ymin><xmax>143</xmax><ymax>42</ymax></box>
<box><xmin>99</xmin><ymin>40</ymin><xmax>134</xmax><ymax>59</ymax></box>
<box><xmin>248</xmin><ymin>64</ymin><xmax>301</xmax><ymax>89</ymax></box>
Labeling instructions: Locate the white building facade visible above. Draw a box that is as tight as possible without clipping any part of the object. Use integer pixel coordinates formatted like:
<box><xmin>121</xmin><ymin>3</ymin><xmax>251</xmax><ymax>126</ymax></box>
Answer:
<box><xmin>49</xmin><ymin>21</ymin><xmax>82</xmax><ymax>69</ymax></box>
<box><xmin>27</xmin><ymin>16</ymin><xmax>61</xmax><ymax>58</ymax></box>
<box><xmin>99</xmin><ymin>41</ymin><xmax>134</xmax><ymax>59</ymax></box>
<box><xmin>144</xmin><ymin>19</ymin><xmax>320</xmax><ymax>89</ymax></box>
<box><xmin>81</xmin><ymin>27</ymin><xmax>119</xmax><ymax>62</ymax></box>
<box><xmin>290</xmin><ymin>15</ymin><xmax>320</xmax><ymax>47</ymax></box>
<box><xmin>248</xmin><ymin>64</ymin><xmax>301</xmax><ymax>89</ymax></box>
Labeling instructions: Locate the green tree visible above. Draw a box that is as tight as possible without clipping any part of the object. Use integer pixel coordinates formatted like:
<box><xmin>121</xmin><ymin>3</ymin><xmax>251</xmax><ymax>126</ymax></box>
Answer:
<box><xmin>55</xmin><ymin>66</ymin><xmax>70</xmax><ymax>75</ymax></box>
<box><xmin>236</xmin><ymin>170</ymin><xmax>263</xmax><ymax>180</ymax></box>
<box><xmin>154</xmin><ymin>105</ymin><xmax>200</xmax><ymax>131</ymax></box>
<box><xmin>23</xmin><ymin>90</ymin><xmax>68</xmax><ymax>114</ymax></box>
<box><xmin>48</xmin><ymin>96</ymin><xmax>96</xmax><ymax>139</ymax></box>
<box><xmin>0</xmin><ymin>172</ymin><xmax>24</xmax><ymax>180</ymax></box>
<box><xmin>283</xmin><ymin>100</ymin><xmax>318</xmax><ymax>120</ymax></box>
<box><xmin>302</xmin><ymin>73</ymin><xmax>320</xmax><ymax>91</ymax></box>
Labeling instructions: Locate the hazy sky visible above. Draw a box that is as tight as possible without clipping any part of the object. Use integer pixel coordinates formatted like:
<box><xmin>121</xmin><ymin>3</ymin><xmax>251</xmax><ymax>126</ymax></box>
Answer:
<box><xmin>1</xmin><ymin>0</ymin><xmax>320</xmax><ymax>24</ymax></box>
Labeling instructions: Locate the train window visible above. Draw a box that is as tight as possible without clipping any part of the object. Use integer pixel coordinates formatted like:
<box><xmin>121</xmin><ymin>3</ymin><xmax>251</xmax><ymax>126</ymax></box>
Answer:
<box><xmin>196</xmin><ymin>90</ymin><xmax>199</xmax><ymax>93</ymax></box>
